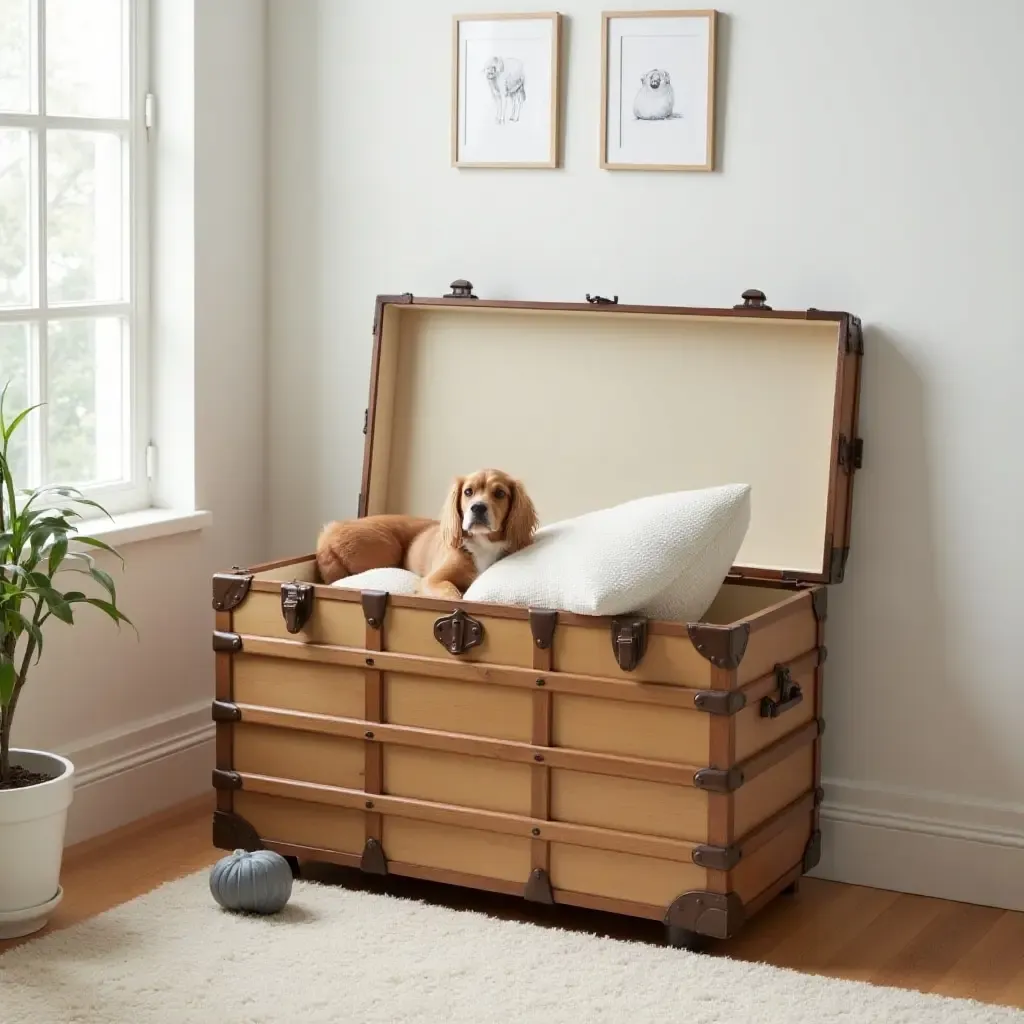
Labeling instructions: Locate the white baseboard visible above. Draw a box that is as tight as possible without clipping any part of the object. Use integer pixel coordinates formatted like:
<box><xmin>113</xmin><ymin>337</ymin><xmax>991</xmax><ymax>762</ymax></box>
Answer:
<box><xmin>60</xmin><ymin>701</ymin><xmax>214</xmax><ymax>847</ymax></box>
<box><xmin>813</xmin><ymin>779</ymin><xmax>1024</xmax><ymax>912</ymax></box>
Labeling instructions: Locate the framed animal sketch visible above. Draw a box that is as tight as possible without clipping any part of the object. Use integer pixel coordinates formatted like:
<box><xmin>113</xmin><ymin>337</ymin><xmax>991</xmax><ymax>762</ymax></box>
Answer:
<box><xmin>451</xmin><ymin>12</ymin><xmax>562</xmax><ymax>168</ymax></box>
<box><xmin>600</xmin><ymin>9</ymin><xmax>718</xmax><ymax>171</ymax></box>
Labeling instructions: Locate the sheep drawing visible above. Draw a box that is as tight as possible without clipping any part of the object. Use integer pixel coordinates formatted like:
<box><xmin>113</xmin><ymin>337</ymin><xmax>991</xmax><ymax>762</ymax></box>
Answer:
<box><xmin>482</xmin><ymin>56</ymin><xmax>526</xmax><ymax>124</ymax></box>
<box><xmin>633</xmin><ymin>68</ymin><xmax>676</xmax><ymax>121</ymax></box>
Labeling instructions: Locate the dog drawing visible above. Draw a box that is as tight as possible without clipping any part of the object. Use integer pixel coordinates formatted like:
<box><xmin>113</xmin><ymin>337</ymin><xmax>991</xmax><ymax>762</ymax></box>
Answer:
<box><xmin>482</xmin><ymin>56</ymin><xmax>526</xmax><ymax>124</ymax></box>
<box><xmin>633</xmin><ymin>69</ymin><xmax>676</xmax><ymax>121</ymax></box>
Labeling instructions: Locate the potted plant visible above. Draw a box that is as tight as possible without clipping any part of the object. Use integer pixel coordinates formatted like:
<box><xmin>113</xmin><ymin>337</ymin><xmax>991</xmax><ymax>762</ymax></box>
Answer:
<box><xmin>0</xmin><ymin>383</ymin><xmax>133</xmax><ymax>939</ymax></box>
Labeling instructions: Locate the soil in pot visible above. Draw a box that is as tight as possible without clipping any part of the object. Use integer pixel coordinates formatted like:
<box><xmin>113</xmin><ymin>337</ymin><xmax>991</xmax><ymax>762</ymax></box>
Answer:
<box><xmin>1</xmin><ymin>765</ymin><xmax>59</xmax><ymax>790</ymax></box>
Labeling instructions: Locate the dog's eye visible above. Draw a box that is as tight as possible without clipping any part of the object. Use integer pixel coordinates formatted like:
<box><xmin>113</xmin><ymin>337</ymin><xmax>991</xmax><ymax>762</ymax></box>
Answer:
<box><xmin>493</xmin><ymin>487</ymin><xmax>506</xmax><ymax>500</ymax></box>
<box><xmin>463</xmin><ymin>487</ymin><xmax>473</xmax><ymax>497</ymax></box>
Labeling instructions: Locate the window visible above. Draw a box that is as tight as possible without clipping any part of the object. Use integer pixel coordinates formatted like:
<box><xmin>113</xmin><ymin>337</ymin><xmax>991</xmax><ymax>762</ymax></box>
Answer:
<box><xmin>0</xmin><ymin>0</ymin><xmax>149</xmax><ymax>517</ymax></box>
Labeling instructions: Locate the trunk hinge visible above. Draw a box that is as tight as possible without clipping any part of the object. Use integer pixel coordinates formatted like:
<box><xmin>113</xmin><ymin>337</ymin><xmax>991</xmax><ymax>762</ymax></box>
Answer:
<box><xmin>848</xmin><ymin>315</ymin><xmax>864</xmax><ymax>355</ymax></box>
<box><xmin>838</xmin><ymin>434</ymin><xmax>863</xmax><ymax>472</ymax></box>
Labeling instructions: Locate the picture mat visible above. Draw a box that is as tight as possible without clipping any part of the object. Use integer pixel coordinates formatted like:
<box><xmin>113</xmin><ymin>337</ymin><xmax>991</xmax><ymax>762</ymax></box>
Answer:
<box><xmin>455</xmin><ymin>17</ymin><xmax>556</xmax><ymax>165</ymax></box>
<box><xmin>605</xmin><ymin>14</ymin><xmax>713</xmax><ymax>168</ymax></box>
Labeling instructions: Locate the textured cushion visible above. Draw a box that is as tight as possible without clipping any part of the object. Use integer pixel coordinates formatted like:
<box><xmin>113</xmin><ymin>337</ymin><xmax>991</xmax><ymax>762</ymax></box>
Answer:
<box><xmin>328</xmin><ymin>567</ymin><xmax>423</xmax><ymax>595</ymax></box>
<box><xmin>463</xmin><ymin>484</ymin><xmax>751</xmax><ymax>622</ymax></box>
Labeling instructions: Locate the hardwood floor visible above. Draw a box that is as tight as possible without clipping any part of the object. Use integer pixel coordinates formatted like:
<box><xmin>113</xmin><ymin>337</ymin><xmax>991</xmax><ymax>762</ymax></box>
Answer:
<box><xmin>3</xmin><ymin>796</ymin><xmax>1023</xmax><ymax>1012</ymax></box>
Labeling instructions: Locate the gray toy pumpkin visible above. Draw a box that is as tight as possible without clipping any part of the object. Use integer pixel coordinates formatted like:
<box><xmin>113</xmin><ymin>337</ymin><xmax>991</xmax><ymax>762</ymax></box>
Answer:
<box><xmin>209</xmin><ymin>848</ymin><xmax>294</xmax><ymax>914</ymax></box>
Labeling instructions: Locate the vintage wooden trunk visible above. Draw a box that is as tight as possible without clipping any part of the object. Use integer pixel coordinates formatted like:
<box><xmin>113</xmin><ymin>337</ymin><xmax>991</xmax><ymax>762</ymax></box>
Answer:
<box><xmin>210</xmin><ymin>281</ymin><xmax>864</xmax><ymax>950</ymax></box>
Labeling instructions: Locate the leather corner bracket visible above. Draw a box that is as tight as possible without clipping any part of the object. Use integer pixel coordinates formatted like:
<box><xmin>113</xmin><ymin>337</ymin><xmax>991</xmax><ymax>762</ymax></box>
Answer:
<box><xmin>693</xmin><ymin>766</ymin><xmax>745</xmax><ymax>793</ymax></box>
<box><xmin>213</xmin><ymin>631</ymin><xmax>242</xmax><ymax>653</ymax></box>
<box><xmin>361</xmin><ymin>590</ymin><xmax>389</xmax><ymax>630</ymax></box>
<box><xmin>212</xmin><ymin>769</ymin><xmax>242</xmax><ymax>791</ymax></box>
<box><xmin>212</xmin><ymin>569</ymin><xmax>253</xmax><ymax>612</ymax></box>
<box><xmin>803</xmin><ymin>829</ymin><xmax>822</xmax><ymax>873</ymax></box>
<box><xmin>691</xmin><ymin>843</ymin><xmax>742</xmax><ymax>871</ymax></box>
<box><xmin>693</xmin><ymin>689</ymin><xmax>747</xmax><ymax>715</ymax></box>
<box><xmin>811</xmin><ymin>587</ymin><xmax>828</xmax><ymax>623</ymax></box>
<box><xmin>529</xmin><ymin>609</ymin><xmax>558</xmax><ymax>651</ymax></box>
<box><xmin>664</xmin><ymin>890</ymin><xmax>746</xmax><ymax>941</ymax></box>
<box><xmin>523</xmin><ymin>868</ymin><xmax>555</xmax><ymax>905</ymax></box>
<box><xmin>212</xmin><ymin>810</ymin><xmax>262</xmax><ymax>852</ymax></box>
<box><xmin>360</xmin><ymin>837</ymin><xmax>388</xmax><ymax>876</ymax></box>
<box><xmin>687</xmin><ymin>622</ymin><xmax>750</xmax><ymax>669</ymax></box>
<box><xmin>211</xmin><ymin>700</ymin><xmax>241</xmax><ymax>723</ymax></box>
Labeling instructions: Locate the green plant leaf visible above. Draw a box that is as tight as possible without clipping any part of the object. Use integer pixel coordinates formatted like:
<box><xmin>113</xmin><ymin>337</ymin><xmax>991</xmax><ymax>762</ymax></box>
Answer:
<box><xmin>2</xmin><ymin>402</ymin><xmax>43</xmax><ymax>445</ymax></box>
<box><xmin>89</xmin><ymin>566</ymin><xmax>117</xmax><ymax>603</ymax></box>
<box><xmin>48</xmin><ymin>535</ymin><xmax>69</xmax><ymax>577</ymax></box>
<box><xmin>73</xmin><ymin>535</ymin><xmax>124</xmax><ymax>564</ymax></box>
<box><xmin>0</xmin><ymin>660</ymin><xmax>15</xmax><ymax>706</ymax></box>
<box><xmin>4</xmin><ymin>608</ymin><xmax>43</xmax><ymax>650</ymax></box>
<box><xmin>45</xmin><ymin>595</ymin><xmax>74</xmax><ymax>624</ymax></box>
<box><xmin>75</xmin><ymin>597</ymin><xmax>136</xmax><ymax>634</ymax></box>
<box><xmin>61</xmin><ymin>550</ymin><xmax>95</xmax><ymax>568</ymax></box>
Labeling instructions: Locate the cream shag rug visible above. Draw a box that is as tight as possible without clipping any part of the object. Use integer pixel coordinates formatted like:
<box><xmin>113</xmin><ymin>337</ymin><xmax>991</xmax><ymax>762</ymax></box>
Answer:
<box><xmin>1</xmin><ymin>871</ymin><xmax>1021</xmax><ymax>1024</ymax></box>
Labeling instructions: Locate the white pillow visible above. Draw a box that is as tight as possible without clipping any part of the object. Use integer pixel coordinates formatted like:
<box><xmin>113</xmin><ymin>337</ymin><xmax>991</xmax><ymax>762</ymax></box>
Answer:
<box><xmin>328</xmin><ymin>567</ymin><xmax>423</xmax><ymax>595</ymax></box>
<box><xmin>463</xmin><ymin>484</ymin><xmax>751</xmax><ymax>622</ymax></box>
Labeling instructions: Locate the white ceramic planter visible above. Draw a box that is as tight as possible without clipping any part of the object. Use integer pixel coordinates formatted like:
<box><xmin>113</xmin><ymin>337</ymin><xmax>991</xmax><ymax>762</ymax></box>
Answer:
<box><xmin>0</xmin><ymin>749</ymin><xmax>75</xmax><ymax>939</ymax></box>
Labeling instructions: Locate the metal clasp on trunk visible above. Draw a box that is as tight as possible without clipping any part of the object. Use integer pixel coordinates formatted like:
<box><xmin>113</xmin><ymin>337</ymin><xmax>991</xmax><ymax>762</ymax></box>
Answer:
<box><xmin>760</xmin><ymin>665</ymin><xmax>803</xmax><ymax>718</ymax></box>
<box><xmin>280</xmin><ymin>581</ymin><xmax>314</xmax><ymax>634</ymax></box>
<box><xmin>433</xmin><ymin>608</ymin><xmax>484</xmax><ymax>655</ymax></box>
<box><xmin>610</xmin><ymin>615</ymin><xmax>648</xmax><ymax>671</ymax></box>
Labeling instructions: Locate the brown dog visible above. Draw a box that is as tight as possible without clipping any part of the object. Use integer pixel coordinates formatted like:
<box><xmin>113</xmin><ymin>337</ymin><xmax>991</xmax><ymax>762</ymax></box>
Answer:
<box><xmin>316</xmin><ymin>468</ymin><xmax>538</xmax><ymax>600</ymax></box>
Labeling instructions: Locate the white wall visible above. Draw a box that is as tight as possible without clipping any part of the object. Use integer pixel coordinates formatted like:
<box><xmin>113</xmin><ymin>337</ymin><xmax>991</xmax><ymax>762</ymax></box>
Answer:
<box><xmin>13</xmin><ymin>0</ymin><xmax>268</xmax><ymax>845</ymax></box>
<box><xmin>266</xmin><ymin>1</ymin><xmax>1024</xmax><ymax>910</ymax></box>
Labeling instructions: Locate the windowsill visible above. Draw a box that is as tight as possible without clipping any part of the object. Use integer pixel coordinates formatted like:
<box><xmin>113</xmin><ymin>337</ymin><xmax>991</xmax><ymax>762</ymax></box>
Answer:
<box><xmin>76</xmin><ymin>507</ymin><xmax>213</xmax><ymax>547</ymax></box>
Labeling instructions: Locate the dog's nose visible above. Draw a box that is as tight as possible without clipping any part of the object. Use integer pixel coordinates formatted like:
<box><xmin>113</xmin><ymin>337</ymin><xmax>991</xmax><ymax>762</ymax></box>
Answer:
<box><xmin>470</xmin><ymin>502</ymin><xmax>488</xmax><ymax>518</ymax></box>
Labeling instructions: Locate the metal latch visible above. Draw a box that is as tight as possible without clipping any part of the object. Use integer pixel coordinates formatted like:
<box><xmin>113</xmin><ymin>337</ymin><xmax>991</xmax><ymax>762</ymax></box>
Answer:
<box><xmin>433</xmin><ymin>608</ymin><xmax>484</xmax><ymax>655</ymax></box>
<box><xmin>760</xmin><ymin>665</ymin><xmax>804</xmax><ymax>718</ymax></box>
<box><xmin>610</xmin><ymin>615</ymin><xmax>648</xmax><ymax>671</ymax></box>
<box><xmin>280</xmin><ymin>581</ymin><xmax>314</xmax><ymax>634</ymax></box>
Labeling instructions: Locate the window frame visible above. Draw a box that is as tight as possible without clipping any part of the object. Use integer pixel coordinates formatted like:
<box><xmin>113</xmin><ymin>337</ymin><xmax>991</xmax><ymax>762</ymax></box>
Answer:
<box><xmin>0</xmin><ymin>0</ymin><xmax>151</xmax><ymax>520</ymax></box>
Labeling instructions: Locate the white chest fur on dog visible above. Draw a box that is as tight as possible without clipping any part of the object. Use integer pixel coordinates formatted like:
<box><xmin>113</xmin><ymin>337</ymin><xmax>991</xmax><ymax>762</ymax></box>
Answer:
<box><xmin>463</xmin><ymin>534</ymin><xmax>508</xmax><ymax>575</ymax></box>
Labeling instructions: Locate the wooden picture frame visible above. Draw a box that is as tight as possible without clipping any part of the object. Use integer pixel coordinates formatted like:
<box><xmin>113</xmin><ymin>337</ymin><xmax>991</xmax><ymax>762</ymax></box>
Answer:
<box><xmin>452</xmin><ymin>12</ymin><xmax>562</xmax><ymax>169</ymax></box>
<box><xmin>600</xmin><ymin>9</ymin><xmax>718</xmax><ymax>171</ymax></box>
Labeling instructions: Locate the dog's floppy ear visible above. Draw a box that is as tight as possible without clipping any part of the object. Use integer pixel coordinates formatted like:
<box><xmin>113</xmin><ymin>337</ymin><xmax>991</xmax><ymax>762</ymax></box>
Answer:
<box><xmin>503</xmin><ymin>479</ymin><xmax>539</xmax><ymax>553</ymax></box>
<box><xmin>439</xmin><ymin>476</ymin><xmax>465</xmax><ymax>549</ymax></box>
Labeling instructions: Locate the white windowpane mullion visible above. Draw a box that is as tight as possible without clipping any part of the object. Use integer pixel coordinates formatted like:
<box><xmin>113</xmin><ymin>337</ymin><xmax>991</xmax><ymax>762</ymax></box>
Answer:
<box><xmin>0</xmin><ymin>114</ymin><xmax>130</xmax><ymax>135</ymax></box>
<box><xmin>26</xmin><ymin>320</ymin><xmax>43</xmax><ymax>488</ymax></box>
<box><xmin>34</xmin><ymin>0</ymin><xmax>48</xmax><ymax>485</ymax></box>
<box><xmin>2</xmin><ymin>302</ymin><xmax>130</xmax><ymax>323</ymax></box>
<box><xmin>29</xmin><ymin>0</ymin><xmax>42</xmax><ymax>115</ymax></box>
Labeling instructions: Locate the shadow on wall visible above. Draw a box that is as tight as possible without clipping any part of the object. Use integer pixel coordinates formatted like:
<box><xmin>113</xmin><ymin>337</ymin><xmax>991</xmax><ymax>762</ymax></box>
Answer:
<box><xmin>822</xmin><ymin>324</ymin><xmax>1014</xmax><ymax>815</ymax></box>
